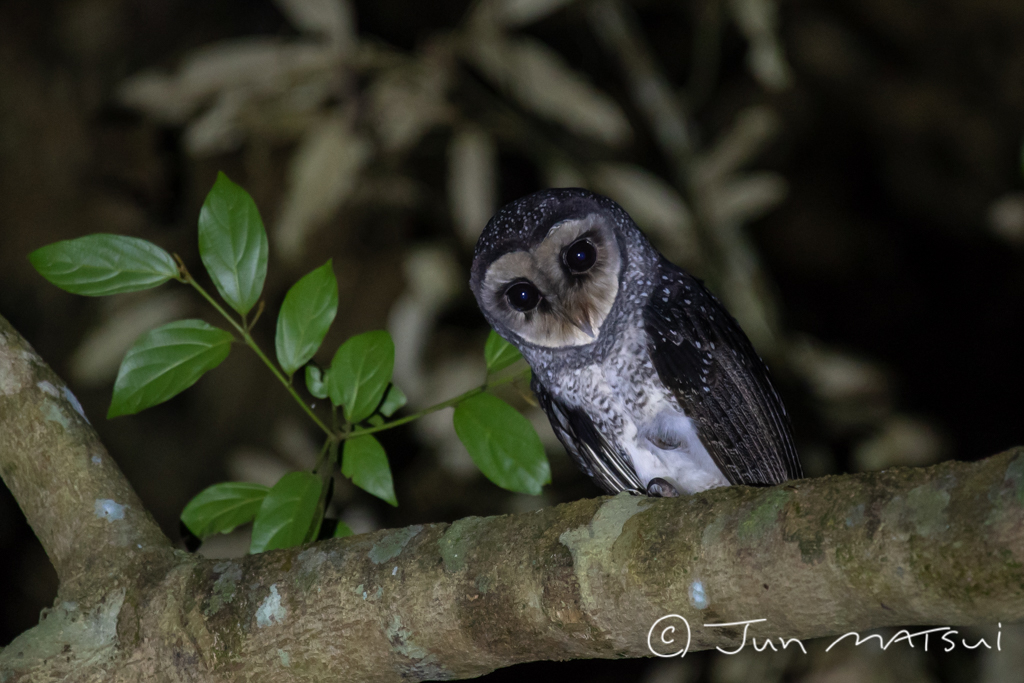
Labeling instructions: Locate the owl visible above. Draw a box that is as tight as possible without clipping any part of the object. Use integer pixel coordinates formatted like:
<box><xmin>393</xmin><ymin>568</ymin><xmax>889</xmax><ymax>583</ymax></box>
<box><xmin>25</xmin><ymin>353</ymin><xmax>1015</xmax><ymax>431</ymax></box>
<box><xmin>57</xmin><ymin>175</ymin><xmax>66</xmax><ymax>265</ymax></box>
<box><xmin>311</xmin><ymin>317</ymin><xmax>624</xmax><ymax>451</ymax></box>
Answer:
<box><xmin>469</xmin><ymin>188</ymin><xmax>801</xmax><ymax>497</ymax></box>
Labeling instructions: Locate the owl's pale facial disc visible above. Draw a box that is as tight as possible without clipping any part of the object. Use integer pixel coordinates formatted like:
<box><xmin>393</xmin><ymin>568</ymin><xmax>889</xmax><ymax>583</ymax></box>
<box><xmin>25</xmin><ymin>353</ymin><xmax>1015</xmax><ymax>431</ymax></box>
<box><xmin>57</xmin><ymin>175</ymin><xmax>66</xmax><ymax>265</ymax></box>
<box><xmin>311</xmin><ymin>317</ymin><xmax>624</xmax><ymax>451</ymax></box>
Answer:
<box><xmin>480</xmin><ymin>214</ymin><xmax>621</xmax><ymax>347</ymax></box>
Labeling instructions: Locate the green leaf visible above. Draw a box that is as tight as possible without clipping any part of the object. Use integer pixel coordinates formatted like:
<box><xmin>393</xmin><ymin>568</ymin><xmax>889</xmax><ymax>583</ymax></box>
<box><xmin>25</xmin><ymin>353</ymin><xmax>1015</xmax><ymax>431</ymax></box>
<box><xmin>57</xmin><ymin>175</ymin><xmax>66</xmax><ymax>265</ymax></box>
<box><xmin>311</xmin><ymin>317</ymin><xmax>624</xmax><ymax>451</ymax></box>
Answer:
<box><xmin>305</xmin><ymin>365</ymin><xmax>329</xmax><ymax>400</ymax></box>
<box><xmin>362</xmin><ymin>385</ymin><xmax>405</xmax><ymax>425</ymax></box>
<box><xmin>181</xmin><ymin>482</ymin><xmax>269</xmax><ymax>539</ymax></box>
<box><xmin>327</xmin><ymin>330</ymin><xmax>395</xmax><ymax>423</ymax></box>
<box><xmin>342</xmin><ymin>435</ymin><xmax>397</xmax><ymax>506</ymax></box>
<box><xmin>484</xmin><ymin>329</ymin><xmax>523</xmax><ymax>373</ymax></box>
<box><xmin>379</xmin><ymin>383</ymin><xmax>407</xmax><ymax>418</ymax></box>
<box><xmin>453</xmin><ymin>393</ymin><xmax>550</xmax><ymax>495</ymax></box>
<box><xmin>276</xmin><ymin>260</ymin><xmax>339</xmax><ymax>376</ymax></box>
<box><xmin>108</xmin><ymin>319</ymin><xmax>233</xmax><ymax>418</ymax></box>
<box><xmin>29</xmin><ymin>234</ymin><xmax>179</xmax><ymax>296</ymax></box>
<box><xmin>333</xmin><ymin>520</ymin><xmax>354</xmax><ymax>538</ymax></box>
<box><xmin>249</xmin><ymin>471</ymin><xmax>321</xmax><ymax>553</ymax></box>
<box><xmin>198</xmin><ymin>172</ymin><xmax>269</xmax><ymax>316</ymax></box>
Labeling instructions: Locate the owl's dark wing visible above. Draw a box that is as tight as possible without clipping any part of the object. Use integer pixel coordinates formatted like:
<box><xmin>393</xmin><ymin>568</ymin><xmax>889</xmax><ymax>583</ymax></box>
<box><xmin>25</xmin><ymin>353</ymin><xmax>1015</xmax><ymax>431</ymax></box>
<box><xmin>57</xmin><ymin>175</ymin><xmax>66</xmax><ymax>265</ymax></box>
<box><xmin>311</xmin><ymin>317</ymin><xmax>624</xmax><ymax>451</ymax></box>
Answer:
<box><xmin>643</xmin><ymin>259</ymin><xmax>802</xmax><ymax>485</ymax></box>
<box><xmin>532</xmin><ymin>376</ymin><xmax>645</xmax><ymax>495</ymax></box>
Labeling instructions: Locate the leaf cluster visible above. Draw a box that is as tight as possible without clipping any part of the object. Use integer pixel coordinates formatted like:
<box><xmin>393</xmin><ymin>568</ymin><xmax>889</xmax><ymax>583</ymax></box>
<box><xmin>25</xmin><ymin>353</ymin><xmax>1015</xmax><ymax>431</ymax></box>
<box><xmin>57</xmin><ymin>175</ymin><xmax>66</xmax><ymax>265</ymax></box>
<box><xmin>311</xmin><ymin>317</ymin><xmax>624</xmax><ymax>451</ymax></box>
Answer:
<box><xmin>30</xmin><ymin>172</ymin><xmax>550</xmax><ymax>553</ymax></box>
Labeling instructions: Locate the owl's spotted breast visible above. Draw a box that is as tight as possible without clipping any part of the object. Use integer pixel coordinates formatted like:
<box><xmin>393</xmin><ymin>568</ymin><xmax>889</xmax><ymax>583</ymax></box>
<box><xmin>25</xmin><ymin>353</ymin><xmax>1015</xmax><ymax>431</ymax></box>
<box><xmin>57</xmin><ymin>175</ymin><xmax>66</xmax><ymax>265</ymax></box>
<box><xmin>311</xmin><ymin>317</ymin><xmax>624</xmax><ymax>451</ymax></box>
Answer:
<box><xmin>536</xmin><ymin>323</ymin><xmax>732</xmax><ymax>495</ymax></box>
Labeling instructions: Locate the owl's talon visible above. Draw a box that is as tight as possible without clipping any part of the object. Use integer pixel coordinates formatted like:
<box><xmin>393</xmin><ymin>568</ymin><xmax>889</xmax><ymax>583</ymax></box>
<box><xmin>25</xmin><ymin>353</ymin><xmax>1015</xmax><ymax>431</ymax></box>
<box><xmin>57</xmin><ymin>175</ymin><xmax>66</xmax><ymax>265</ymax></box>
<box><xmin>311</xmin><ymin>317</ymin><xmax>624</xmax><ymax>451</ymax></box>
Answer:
<box><xmin>646</xmin><ymin>478</ymin><xmax>679</xmax><ymax>498</ymax></box>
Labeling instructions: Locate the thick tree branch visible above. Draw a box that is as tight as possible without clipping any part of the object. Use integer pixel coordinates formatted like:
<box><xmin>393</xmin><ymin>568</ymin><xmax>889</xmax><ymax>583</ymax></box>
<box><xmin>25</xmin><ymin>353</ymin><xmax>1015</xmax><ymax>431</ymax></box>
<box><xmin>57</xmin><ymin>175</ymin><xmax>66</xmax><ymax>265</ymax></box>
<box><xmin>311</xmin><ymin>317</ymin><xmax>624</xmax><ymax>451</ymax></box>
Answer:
<box><xmin>2</xmin><ymin>313</ymin><xmax>1023</xmax><ymax>682</ymax></box>
<box><xmin>0</xmin><ymin>315</ymin><xmax>175</xmax><ymax>601</ymax></box>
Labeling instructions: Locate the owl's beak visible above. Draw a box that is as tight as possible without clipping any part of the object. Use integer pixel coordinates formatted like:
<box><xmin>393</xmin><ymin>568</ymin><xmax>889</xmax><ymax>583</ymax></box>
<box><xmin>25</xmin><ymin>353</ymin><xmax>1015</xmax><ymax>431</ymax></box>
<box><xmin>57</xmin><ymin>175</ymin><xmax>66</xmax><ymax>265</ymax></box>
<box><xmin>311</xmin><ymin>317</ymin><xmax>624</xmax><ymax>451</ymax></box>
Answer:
<box><xmin>553</xmin><ymin>301</ymin><xmax>597</xmax><ymax>339</ymax></box>
<box><xmin>571</xmin><ymin>314</ymin><xmax>596</xmax><ymax>339</ymax></box>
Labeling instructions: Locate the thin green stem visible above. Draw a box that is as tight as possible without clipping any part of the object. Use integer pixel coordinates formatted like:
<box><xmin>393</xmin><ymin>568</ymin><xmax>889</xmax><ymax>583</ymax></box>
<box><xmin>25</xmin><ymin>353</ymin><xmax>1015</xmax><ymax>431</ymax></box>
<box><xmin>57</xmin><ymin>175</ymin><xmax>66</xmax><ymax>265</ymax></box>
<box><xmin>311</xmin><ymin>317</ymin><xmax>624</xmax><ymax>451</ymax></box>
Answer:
<box><xmin>346</xmin><ymin>367</ymin><xmax>530</xmax><ymax>439</ymax></box>
<box><xmin>312</xmin><ymin>438</ymin><xmax>332</xmax><ymax>475</ymax></box>
<box><xmin>248</xmin><ymin>300</ymin><xmax>266</xmax><ymax>331</ymax></box>
<box><xmin>307</xmin><ymin>438</ymin><xmax>339</xmax><ymax>543</ymax></box>
<box><xmin>182</xmin><ymin>270</ymin><xmax>335</xmax><ymax>439</ymax></box>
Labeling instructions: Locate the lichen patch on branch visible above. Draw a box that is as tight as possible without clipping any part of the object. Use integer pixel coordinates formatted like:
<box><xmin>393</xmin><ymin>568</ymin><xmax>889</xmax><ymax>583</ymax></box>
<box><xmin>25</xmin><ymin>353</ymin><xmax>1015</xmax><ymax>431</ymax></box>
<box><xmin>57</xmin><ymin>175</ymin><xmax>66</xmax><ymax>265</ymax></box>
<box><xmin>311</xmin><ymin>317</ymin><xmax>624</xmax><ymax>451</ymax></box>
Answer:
<box><xmin>0</xmin><ymin>331</ymin><xmax>33</xmax><ymax>396</ymax></box>
<box><xmin>369</xmin><ymin>525</ymin><xmax>423</xmax><ymax>564</ymax></box>
<box><xmin>558</xmin><ymin>493</ymin><xmax>648</xmax><ymax>614</ymax></box>
<box><xmin>206</xmin><ymin>561</ymin><xmax>242</xmax><ymax>617</ymax></box>
<box><xmin>438</xmin><ymin>515</ymin><xmax>487</xmax><ymax>573</ymax></box>
<box><xmin>94</xmin><ymin>499</ymin><xmax>127</xmax><ymax>521</ymax></box>
<box><xmin>255</xmin><ymin>584</ymin><xmax>287</xmax><ymax>627</ymax></box>
<box><xmin>737</xmin><ymin>489</ymin><xmax>791</xmax><ymax>542</ymax></box>
<box><xmin>0</xmin><ymin>588</ymin><xmax>125</xmax><ymax>670</ymax></box>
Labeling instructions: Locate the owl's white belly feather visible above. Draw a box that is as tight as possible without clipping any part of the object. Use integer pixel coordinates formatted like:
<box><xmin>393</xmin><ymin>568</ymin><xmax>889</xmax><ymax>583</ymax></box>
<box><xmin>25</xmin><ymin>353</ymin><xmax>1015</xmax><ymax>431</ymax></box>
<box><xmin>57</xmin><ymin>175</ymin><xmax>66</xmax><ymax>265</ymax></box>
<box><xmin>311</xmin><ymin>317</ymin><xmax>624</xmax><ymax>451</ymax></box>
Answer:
<box><xmin>621</xmin><ymin>408</ymin><xmax>730</xmax><ymax>494</ymax></box>
<box><xmin>570</xmin><ymin>330</ymin><xmax>730</xmax><ymax>494</ymax></box>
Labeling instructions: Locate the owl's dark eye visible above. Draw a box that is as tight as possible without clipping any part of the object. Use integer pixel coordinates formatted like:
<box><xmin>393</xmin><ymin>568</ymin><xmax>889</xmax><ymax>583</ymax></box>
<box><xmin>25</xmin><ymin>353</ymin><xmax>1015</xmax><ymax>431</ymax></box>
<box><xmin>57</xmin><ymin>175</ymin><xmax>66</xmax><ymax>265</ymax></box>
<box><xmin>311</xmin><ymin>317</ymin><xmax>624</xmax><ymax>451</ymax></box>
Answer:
<box><xmin>562</xmin><ymin>239</ymin><xmax>597</xmax><ymax>275</ymax></box>
<box><xmin>505</xmin><ymin>281</ymin><xmax>541</xmax><ymax>312</ymax></box>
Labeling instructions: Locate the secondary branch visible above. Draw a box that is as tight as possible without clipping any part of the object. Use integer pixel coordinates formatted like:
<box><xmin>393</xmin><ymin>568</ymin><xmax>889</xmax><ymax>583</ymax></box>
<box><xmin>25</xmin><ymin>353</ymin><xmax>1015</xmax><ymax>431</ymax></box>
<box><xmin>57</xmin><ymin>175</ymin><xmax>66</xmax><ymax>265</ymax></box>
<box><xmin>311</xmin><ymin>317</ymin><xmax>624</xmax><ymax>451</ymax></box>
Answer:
<box><xmin>0</xmin><ymin>314</ymin><xmax>174</xmax><ymax>602</ymax></box>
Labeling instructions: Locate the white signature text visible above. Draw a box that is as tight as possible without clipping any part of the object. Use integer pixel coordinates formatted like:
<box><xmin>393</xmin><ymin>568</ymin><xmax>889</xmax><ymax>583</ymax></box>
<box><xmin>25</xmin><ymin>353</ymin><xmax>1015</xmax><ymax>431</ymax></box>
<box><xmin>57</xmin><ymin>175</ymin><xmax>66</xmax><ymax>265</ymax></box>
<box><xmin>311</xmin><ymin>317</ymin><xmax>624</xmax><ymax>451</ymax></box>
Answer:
<box><xmin>648</xmin><ymin>616</ymin><xmax>1004</xmax><ymax>658</ymax></box>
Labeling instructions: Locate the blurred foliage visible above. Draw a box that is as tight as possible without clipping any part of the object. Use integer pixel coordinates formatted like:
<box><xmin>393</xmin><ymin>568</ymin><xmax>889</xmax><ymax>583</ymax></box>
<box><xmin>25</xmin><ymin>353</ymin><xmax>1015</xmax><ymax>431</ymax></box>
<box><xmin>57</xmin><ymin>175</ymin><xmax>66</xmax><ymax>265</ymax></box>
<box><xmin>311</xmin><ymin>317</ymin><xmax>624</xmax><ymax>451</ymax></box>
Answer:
<box><xmin>2</xmin><ymin>0</ymin><xmax>1024</xmax><ymax>681</ymax></box>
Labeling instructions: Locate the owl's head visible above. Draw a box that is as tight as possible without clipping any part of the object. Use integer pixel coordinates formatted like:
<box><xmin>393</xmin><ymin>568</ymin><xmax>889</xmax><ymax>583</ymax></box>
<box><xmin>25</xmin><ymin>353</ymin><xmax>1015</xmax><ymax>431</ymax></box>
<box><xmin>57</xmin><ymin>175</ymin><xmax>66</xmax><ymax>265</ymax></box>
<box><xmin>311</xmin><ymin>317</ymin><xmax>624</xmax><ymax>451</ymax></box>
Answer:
<box><xmin>470</xmin><ymin>189</ymin><xmax>634</xmax><ymax>349</ymax></box>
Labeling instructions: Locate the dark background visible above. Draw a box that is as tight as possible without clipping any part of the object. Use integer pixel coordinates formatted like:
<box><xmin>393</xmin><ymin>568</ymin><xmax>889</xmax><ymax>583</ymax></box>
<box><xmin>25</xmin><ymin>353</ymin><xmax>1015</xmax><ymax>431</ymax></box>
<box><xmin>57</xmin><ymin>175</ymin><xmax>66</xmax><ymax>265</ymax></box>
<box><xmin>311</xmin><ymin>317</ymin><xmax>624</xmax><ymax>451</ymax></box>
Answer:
<box><xmin>1</xmin><ymin>0</ymin><xmax>1022</xmax><ymax>681</ymax></box>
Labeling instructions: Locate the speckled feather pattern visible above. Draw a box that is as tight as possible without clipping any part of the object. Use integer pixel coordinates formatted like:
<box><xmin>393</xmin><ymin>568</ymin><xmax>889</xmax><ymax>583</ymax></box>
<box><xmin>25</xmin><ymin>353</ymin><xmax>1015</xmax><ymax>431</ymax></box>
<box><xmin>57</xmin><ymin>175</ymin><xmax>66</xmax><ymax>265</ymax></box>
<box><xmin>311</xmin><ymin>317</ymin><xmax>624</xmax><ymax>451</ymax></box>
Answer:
<box><xmin>471</xmin><ymin>188</ymin><xmax>802</xmax><ymax>495</ymax></box>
